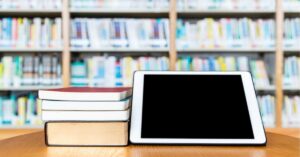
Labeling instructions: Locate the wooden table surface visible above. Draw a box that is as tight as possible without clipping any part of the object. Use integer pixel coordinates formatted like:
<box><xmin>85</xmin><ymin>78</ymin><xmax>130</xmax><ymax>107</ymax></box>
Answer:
<box><xmin>0</xmin><ymin>131</ymin><xmax>299</xmax><ymax>157</ymax></box>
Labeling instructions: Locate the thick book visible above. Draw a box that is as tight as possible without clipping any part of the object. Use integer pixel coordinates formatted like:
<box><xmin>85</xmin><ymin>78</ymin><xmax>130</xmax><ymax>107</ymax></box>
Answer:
<box><xmin>39</xmin><ymin>87</ymin><xmax>132</xmax><ymax>101</ymax></box>
<box><xmin>41</xmin><ymin>98</ymin><xmax>130</xmax><ymax>111</ymax></box>
<box><xmin>45</xmin><ymin>122</ymin><xmax>128</xmax><ymax>146</ymax></box>
<box><xmin>42</xmin><ymin>109</ymin><xmax>130</xmax><ymax>121</ymax></box>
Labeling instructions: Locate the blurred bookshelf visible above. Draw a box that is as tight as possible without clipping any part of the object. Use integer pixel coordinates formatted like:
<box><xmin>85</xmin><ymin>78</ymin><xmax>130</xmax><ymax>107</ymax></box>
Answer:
<box><xmin>0</xmin><ymin>0</ymin><xmax>300</xmax><ymax>129</ymax></box>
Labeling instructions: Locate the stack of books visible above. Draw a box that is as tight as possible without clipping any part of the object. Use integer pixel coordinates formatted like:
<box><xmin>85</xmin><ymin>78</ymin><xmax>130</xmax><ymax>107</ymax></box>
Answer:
<box><xmin>39</xmin><ymin>87</ymin><xmax>132</xmax><ymax>146</ymax></box>
<box><xmin>0</xmin><ymin>54</ymin><xmax>62</xmax><ymax>87</ymax></box>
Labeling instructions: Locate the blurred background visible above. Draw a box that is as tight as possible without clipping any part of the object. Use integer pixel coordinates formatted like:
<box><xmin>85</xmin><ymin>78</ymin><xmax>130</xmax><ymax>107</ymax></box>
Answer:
<box><xmin>0</xmin><ymin>0</ymin><xmax>299</xmax><ymax>139</ymax></box>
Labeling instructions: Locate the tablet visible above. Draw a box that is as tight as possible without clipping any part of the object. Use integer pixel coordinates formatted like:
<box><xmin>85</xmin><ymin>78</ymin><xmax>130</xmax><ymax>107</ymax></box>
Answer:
<box><xmin>130</xmin><ymin>71</ymin><xmax>266</xmax><ymax>145</ymax></box>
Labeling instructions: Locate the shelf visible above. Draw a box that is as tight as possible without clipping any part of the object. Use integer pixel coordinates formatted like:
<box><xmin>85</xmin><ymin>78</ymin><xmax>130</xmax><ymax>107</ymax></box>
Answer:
<box><xmin>283</xmin><ymin>86</ymin><xmax>300</xmax><ymax>91</ymax></box>
<box><xmin>284</xmin><ymin>48</ymin><xmax>300</xmax><ymax>53</ymax></box>
<box><xmin>0</xmin><ymin>48</ymin><xmax>63</xmax><ymax>52</ymax></box>
<box><xmin>70</xmin><ymin>9</ymin><xmax>169</xmax><ymax>17</ymax></box>
<box><xmin>71</xmin><ymin>47</ymin><xmax>169</xmax><ymax>53</ymax></box>
<box><xmin>0</xmin><ymin>86</ymin><xmax>63</xmax><ymax>91</ymax></box>
<box><xmin>178</xmin><ymin>48</ymin><xmax>275</xmax><ymax>53</ymax></box>
<box><xmin>255</xmin><ymin>86</ymin><xmax>276</xmax><ymax>91</ymax></box>
<box><xmin>0</xmin><ymin>125</ymin><xmax>43</xmax><ymax>129</ymax></box>
<box><xmin>284</xmin><ymin>10</ymin><xmax>300</xmax><ymax>14</ymax></box>
<box><xmin>0</xmin><ymin>9</ymin><xmax>61</xmax><ymax>17</ymax></box>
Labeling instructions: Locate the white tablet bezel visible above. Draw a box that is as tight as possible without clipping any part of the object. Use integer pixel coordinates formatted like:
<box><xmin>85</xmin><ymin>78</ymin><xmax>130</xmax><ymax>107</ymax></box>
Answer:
<box><xmin>130</xmin><ymin>71</ymin><xmax>266</xmax><ymax>145</ymax></box>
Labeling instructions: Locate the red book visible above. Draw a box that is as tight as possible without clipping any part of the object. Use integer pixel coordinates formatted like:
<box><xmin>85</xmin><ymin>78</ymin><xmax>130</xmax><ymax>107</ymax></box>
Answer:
<box><xmin>39</xmin><ymin>87</ymin><xmax>132</xmax><ymax>101</ymax></box>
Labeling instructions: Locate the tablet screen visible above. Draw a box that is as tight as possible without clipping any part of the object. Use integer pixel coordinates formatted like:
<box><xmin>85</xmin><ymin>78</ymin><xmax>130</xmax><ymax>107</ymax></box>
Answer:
<box><xmin>141</xmin><ymin>74</ymin><xmax>254</xmax><ymax>139</ymax></box>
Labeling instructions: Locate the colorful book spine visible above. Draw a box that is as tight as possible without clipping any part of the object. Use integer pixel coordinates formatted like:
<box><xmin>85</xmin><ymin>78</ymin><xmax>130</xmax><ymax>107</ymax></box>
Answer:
<box><xmin>283</xmin><ymin>56</ymin><xmax>300</xmax><ymax>87</ymax></box>
<box><xmin>0</xmin><ymin>92</ymin><xmax>43</xmax><ymax>126</ymax></box>
<box><xmin>71</xmin><ymin>55</ymin><xmax>169</xmax><ymax>87</ymax></box>
<box><xmin>0</xmin><ymin>0</ymin><xmax>61</xmax><ymax>9</ymax></box>
<box><xmin>177</xmin><ymin>0</ymin><xmax>275</xmax><ymax>10</ymax></box>
<box><xmin>70</xmin><ymin>0</ymin><xmax>168</xmax><ymax>10</ymax></box>
<box><xmin>176</xmin><ymin>18</ymin><xmax>276</xmax><ymax>49</ymax></box>
<box><xmin>257</xmin><ymin>95</ymin><xmax>275</xmax><ymax>127</ymax></box>
<box><xmin>0</xmin><ymin>17</ymin><xmax>62</xmax><ymax>48</ymax></box>
<box><xmin>0</xmin><ymin>54</ymin><xmax>62</xmax><ymax>87</ymax></box>
<box><xmin>283</xmin><ymin>95</ymin><xmax>300</xmax><ymax>127</ymax></box>
<box><xmin>70</xmin><ymin>18</ymin><xmax>169</xmax><ymax>49</ymax></box>
<box><xmin>177</xmin><ymin>56</ymin><xmax>271</xmax><ymax>88</ymax></box>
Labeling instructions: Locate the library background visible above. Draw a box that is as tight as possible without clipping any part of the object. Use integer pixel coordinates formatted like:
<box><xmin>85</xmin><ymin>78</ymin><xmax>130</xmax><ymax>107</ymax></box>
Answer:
<box><xmin>0</xmin><ymin>0</ymin><xmax>299</xmax><ymax>137</ymax></box>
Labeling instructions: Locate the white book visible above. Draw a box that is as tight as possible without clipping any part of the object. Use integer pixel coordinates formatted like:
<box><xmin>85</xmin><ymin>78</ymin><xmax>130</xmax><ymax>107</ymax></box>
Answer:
<box><xmin>42</xmin><ymin>109</ymin><xmax>130</xmax><ymax>121</ymax></box>
<box><xmin>41</xmin><ymin>98</ymin><xmax>130</xmax><ymax>111</ymax></box>
<box><xmin>39</xmin><ymin>87</ymin><xmax>132</xmax><ymax>101</ymax></box>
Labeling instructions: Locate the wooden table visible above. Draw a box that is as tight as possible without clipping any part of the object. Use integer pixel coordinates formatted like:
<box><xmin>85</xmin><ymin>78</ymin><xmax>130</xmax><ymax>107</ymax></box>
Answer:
<box><xmin>0</xmin><ymin>131</ymin><xmax>299</xmax><ymax>157</ymax></box>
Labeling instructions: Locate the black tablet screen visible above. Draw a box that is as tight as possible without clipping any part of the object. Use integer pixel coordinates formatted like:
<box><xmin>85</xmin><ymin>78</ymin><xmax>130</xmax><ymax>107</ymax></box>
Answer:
<box><xmin>141</xmin><ymin>74</ymin><xmax>254</xmax><ymax>139</ymax></box>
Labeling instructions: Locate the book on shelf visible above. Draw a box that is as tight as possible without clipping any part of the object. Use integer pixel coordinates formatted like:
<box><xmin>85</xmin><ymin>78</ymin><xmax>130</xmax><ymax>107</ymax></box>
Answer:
<box><xmin>0</xmin><ymin>0</ymin><xmax>61</xmax><ymax>10</ymax></box>
<box><xmin>177</xmin><ymin>0</ymin><xmax>275</xmax><ymax>11</ymax></box>
<box><xmin>176</xmin><ymin>56</ymin><xmax>272</xmax><ymax>88</ymax></box>
<box><xmin>176</xmin><ymin>18</ymin><xmax>275</xmax><ymax>50</ymax></box>
<box><xmin>0</xmin><ymin>92</ymin><xmax>42</xmax><ymax>126</ymax></box>
<box><xmin>284</xmin><ymin>18</ymin><xmax>300</xmax><ymax>49</ymax></box>
<box><xmin>71</xmin><ymin>18</ymin><xmax>169</xmax><ymax>49</ymax></box>
<box><xmin>0</xmin><ymin>17</ymin><xmax>62</xmax><ymax>48</ymax></box>
<box><xmin>46</xmin><ymin>122</ymin><xmax>128</xmax><ymax>146</ymax></box>
<box><xmin>283</xmin><ymin>56</ymin><xmax>300</xmax><ymax>87</ymax></box>
<box><xmin>38</xmin><ymin>87</ymin><xmax>132</xmax><ymax>101</ymax></box>
<box><xmin>283</xmin><ymin>95</ymin><xmax>300</xmax><ymax>127</ymax></box>
<box><xmin>71</xmin><ymin>55</ymin><xmax>169</xmax><ymax>87</ymax></box>
<box><xmin>0</xmin><ymin>54</ymin><xmax>62</xmax><ymax>87</ymax></box>
<box><xmin>283</xmin><ymin>0</ymin><xmax>300</xmax><ymax>11</ymax></box>
<box><xmin>70</xmin><ymin>0</ymin><xmax>168</xmax><ymax>10</ymax></box>
<box><xmin>257</xmin><ymin>95</ymin><xmax>275</xmax><ymax>127</ymax></box>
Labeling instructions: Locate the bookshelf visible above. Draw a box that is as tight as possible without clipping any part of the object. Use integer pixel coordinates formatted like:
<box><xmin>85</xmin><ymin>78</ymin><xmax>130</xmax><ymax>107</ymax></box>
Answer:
<box><xmin>0</xmin><ymin>0</ymin><xmax>299</xmax><ymax>129</ymax></box>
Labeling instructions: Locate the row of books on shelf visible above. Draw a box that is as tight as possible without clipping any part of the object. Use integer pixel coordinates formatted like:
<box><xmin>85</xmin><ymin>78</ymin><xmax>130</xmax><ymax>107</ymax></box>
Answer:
<box><xmin>70</xmin><ymin>0</ymin><xmax>168</xmax><ymax>10</ymax></box>
<box><xmin>258</xmin><ymin>95</ymin><xmax>300</xmax><ymax>127</ymax></box>
<box><xmin>0</xmin><ymin>17</ymin><xmax>62</xmax><ymax>48</ymax></box>
<box><xmin>177</xmin><ymin>18</ymin><xmax>300</xmax><ymax>49</ymax></box>
<box><xmin>177</xmin><ymin>56</ymin><xmax>271</xmax><ymax>88</ymax></box>
<box><xmin>71</xmin><ymin>18</ymin><xmax>300</xmax><ymax>49</ymax></box>
<box><xmin>71</xmin><ymin>18</ymin><xmax>169</xmax><ymax>49</ymax></box>
<box><xmin>0</xmin><ymin>17</ymin><xmax>299</xmax><ymax>50</ymax></box>
<box><xmin>283</xmin><ymin>95</ymin><xmax>300</xmax><ymax>127</ymax></box>
<box><xmin>0</xmin><ymin>54</ymin><xmax>62</xmax><ymax>87</ymax></box>
<box><xmin>69</xmin><ymin>0</ymin><xmax>300</xmax><ymax>11</ymax></box>
<box><xmin>0</xmin><ymin>93</ymin><xmax>299</xmax><ymax>128</ymax></box>
<box><xmin>3</xmin><ymin>54</ymin><xmax>300</xmax><ymax>89</ymax></box>
<box><xmin>0</xmin><ymin>92</ymin><xmax>42</xmax><ymax>126</ymax></box>
<box><xmin>177</xmin><ymin>0</ymin><xmax>274</xmax><ymax>11</ymax></box>
<box><xmin>71</xmin><ymin>56</ymin><xmax>169</xmax><ymax>87</ymax></box>
<box><xmin>70</xmin><ymin>55</ymin><xmax>271</xmax><ymax>88</ymax></box>
<box><xmin>0</xmin><ymin>0</ymin><xmax>61</xmax><ymax>10</ymax></box>
<box><xmin>284</xmin><ymin>56</ymin><xmax>300</xmax><ymax>87</ymax></box>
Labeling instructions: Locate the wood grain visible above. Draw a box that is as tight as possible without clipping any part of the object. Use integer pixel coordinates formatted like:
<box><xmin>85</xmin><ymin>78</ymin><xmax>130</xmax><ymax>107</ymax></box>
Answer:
<box><xmin>275</xmin><ymin>0</ymin><xmax>284</xmax><ymax>128</ymax></box>
<box><xmin>168</xmin><ymin>0</ymin><xmax>177</xmax><ymax>70</ymax></box>
<box><xmin>0</xmin><ymin>132</ymin><xmax>299</xmax><ymax>157</ymax></box>
<box><xmin>62</xmin><ymin>0</ymin><xmax>71</xmax><ymax>86</ymax></box>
